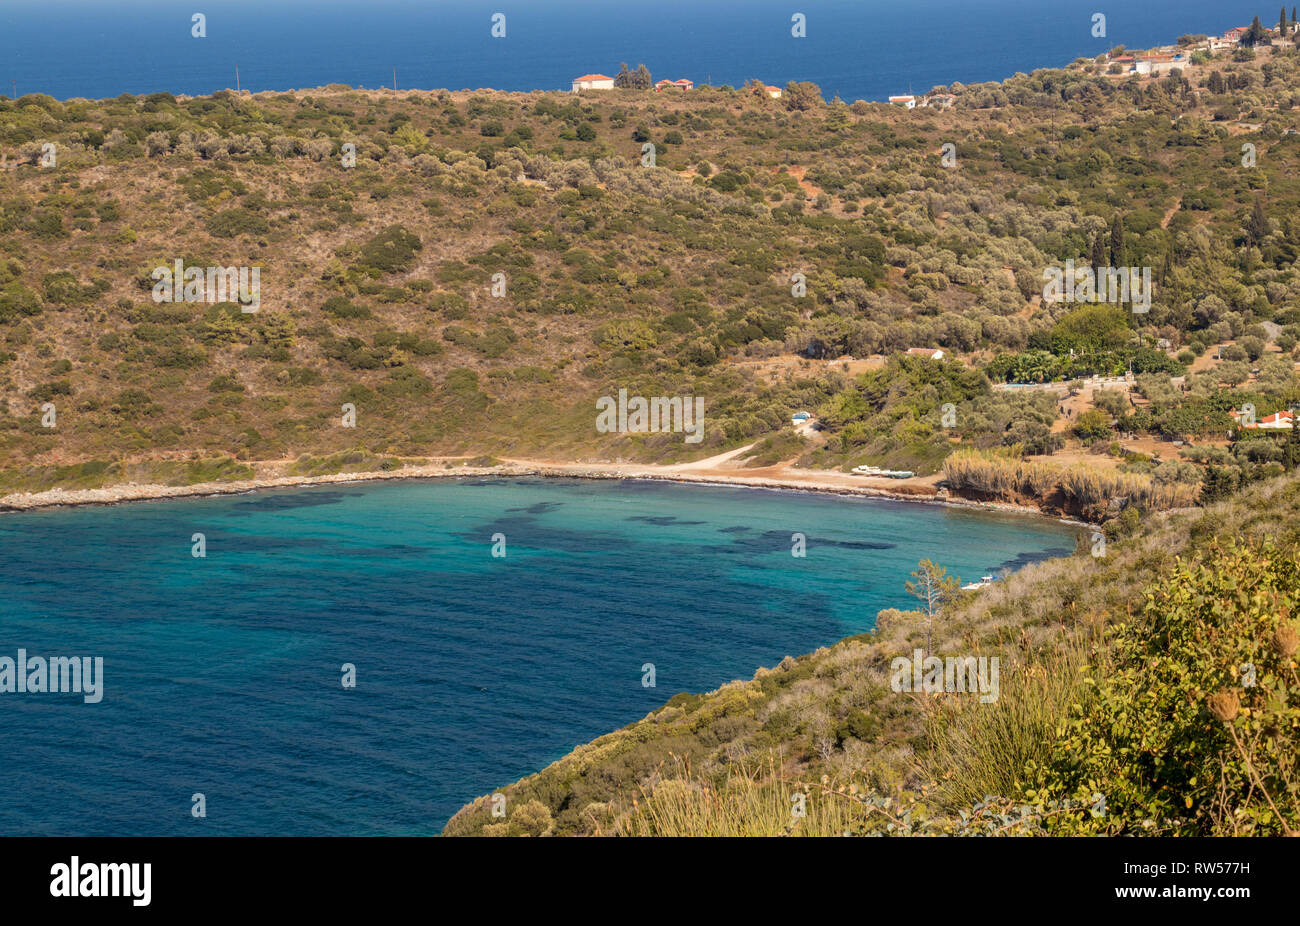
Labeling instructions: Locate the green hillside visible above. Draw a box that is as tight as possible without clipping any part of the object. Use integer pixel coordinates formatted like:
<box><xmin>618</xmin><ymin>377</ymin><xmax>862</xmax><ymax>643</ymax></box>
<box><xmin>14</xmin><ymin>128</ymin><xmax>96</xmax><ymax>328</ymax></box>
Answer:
<box><xmin>443</xmin><ymin>469</ymin><xmax>1300</xmax><ymax>836</ymax></box>
<box><xmin>3</xmin><ymin>37</ymin><xmax>1300</xmax><ymax>518</ymax></box>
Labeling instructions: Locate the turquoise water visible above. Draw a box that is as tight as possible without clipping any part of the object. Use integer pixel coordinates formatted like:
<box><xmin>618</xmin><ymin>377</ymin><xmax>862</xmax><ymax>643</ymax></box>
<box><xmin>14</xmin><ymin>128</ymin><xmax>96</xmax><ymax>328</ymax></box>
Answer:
<box><xmin>0</xmin><ymin>477</ymin><xmax>1076</xmax><ymax>834</ymax></box>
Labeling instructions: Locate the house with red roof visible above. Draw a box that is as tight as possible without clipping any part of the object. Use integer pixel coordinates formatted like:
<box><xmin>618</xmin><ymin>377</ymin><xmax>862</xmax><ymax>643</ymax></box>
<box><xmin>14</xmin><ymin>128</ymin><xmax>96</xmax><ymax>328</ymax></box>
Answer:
<box><xmin>1233</xmin><ymin>409</ymin><xmax>1295</xmax><ymax>430</ymax></box>
<box><xmin>572</xmin><ymin>74</ymin><xmax>615</xmax><ymax>92</ymax></box>
<box><xmin>654</xmin><ymin>78</ymin><xmax>694</xmax><ymax>91</ymax></box>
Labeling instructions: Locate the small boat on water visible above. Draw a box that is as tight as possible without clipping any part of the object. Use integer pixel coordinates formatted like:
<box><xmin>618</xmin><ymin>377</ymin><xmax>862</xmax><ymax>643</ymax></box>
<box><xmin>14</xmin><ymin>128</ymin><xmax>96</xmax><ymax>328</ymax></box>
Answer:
<box><xmin>961</xmin><ymin>575</ymin><xmax>998</xmax><ymax>591</ymax></box>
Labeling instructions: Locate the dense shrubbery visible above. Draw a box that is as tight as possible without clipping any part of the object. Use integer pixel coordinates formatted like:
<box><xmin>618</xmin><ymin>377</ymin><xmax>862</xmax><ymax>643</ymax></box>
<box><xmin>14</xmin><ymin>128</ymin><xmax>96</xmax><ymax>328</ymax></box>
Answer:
<box><xmin>1030</xmin><ymin>540</ymin><xmax>1300</xmax><ymax>835</ymax></box>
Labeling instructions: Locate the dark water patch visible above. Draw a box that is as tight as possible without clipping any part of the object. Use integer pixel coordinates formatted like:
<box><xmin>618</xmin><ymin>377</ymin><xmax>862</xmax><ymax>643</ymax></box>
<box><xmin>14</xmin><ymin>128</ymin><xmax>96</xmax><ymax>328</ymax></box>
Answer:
<box><xmin>229</xmin><ymin>490</ymin><xmax>364</xmax><ymax>514</ymax></box>
<box><xmin>625</xmin><ymin>516</ymin><xmax>708</xmax><ymax>526</ymax></box>
<box><xmin>994</xmin><ymin>548</ymin><xmax>1074</xmax><ymax>572</ymax></box>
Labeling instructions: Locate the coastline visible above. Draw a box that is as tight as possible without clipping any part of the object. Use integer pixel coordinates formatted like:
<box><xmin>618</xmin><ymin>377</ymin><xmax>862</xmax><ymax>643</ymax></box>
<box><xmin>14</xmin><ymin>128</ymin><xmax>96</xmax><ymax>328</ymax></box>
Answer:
<box><xmin>0</xmin><ymin>457</ymin><xmax>1076</xmax><ymax>523</ymax></box>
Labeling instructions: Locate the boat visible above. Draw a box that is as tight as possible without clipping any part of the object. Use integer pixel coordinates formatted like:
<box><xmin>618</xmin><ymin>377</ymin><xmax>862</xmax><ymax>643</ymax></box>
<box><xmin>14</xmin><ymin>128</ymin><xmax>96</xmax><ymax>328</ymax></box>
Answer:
<box><xmin>851</xmin><ymin>465</ymin><xmax>914</xmax><ymax>478</ymax></box>
<box><xmin>852</xmin><ymin>465</ymin><xmax>915</xmax><ymax>481</ymax></box>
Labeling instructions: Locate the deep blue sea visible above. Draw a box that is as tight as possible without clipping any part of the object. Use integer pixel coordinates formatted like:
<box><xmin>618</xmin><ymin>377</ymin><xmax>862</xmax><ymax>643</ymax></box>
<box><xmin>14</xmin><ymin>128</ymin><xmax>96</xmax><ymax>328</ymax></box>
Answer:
<box><xmin>0</xmin><ymin>478</ymin><xmax>1076</xmax><ymax>834</ymax></box>
<box><xmin>0</xmin><ymin>0</ymin><xmax>1270</xmax><ymax>103</ymax></box>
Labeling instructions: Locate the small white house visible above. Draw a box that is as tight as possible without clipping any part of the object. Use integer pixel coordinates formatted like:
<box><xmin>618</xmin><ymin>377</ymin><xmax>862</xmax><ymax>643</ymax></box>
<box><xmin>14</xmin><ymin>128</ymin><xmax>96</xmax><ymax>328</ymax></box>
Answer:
<box><xmin>765</xmin><ymin>85</ymin><xmax>783</xmax><ymax>99</ymax></box>
<box><xmin>905</xmin><ymin>347</ymin><xmax>945</xmax><ymax>360</ymax></box>
<box><xmin>792</xmin><ymin>411</ymin><xmax>812</xmax><ymax>424</ymax></box>
<box><xmin>572</xmin><ymin>74</ymin><xmax>615</xmax><ymax>93</ymax></box>
<box><xmin>888</xmin><ymin>95</ymin><xmax>916</xmax><ymax>109</ymax></box>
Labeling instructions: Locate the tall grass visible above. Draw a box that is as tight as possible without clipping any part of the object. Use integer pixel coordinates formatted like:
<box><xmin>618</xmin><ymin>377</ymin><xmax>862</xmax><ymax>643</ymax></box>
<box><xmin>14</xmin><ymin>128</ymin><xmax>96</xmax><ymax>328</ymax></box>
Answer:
<box><xmin>614</xmin><ymin>755</ymin><xmax>873</xmax><ymax>837</ymax></box>
<box><xmin>943</xmin><ymin>449</ymin><xmax>1199</xmax><ymax>510</ymax></box>
<box><xmin>919</xmin><ymin>639</ymin><xmax>1098</xmax><ymax>810</ymax></box>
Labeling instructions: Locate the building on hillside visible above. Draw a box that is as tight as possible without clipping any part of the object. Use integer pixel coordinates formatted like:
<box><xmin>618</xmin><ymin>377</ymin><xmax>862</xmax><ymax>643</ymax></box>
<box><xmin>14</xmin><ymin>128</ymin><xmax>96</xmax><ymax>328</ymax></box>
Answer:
<box><xmin>1233</xmin><ymin>409</ymin><xmax>1295</xmax><ymax>430</ymax></box>
<box><xmin>1225</xmin><ymin>26</ymin><xmax>1250</xmax><ymax>43</ymax></box>
<box><xmin>572</xmin><ymin>74</ymin><xmax>615</xmax><ymax>92</ymax></box>
<box><xmin>764</xmin><ymin>85</ymin><xmax>783</xmax><ymax>98</ymax></box>
<box><xmin>654</xmin><ymin>78</ymin><xmax>694</xmax><ymax>91</ymax></box>
<box><xmin>924</xmin><ymin>93</ymin><xmax>957</xmax><ymax>109</ymax></box>
<box><xmin>1127</xmin><ymin>51</ymin><xmax>1188</xmax><ymax>75</ymax></box>
<box><xmin>905</xmin><ymin>347</ymin><xmax>945</xmax><ymax>360</ymax></box>
<box><xmin>888</xmin><ymin>94</ymin><xmax>917</xmax><ymax>109</ymax></box>
<box><xmin>791</xmin><ymin>411</ymin><xmax>813</xmax><ymax>424</ymax></box>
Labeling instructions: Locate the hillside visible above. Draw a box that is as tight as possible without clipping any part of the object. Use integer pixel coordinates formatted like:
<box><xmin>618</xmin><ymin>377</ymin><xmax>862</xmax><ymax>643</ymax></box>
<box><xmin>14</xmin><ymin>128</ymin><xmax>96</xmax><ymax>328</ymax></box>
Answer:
<box><xmin>3</xmin><ymin>31</ymin><xmax>1300</xmax><ymax>519</ymax></box>
<box><xmin>443</xmin><ymin>468</ymin><xmax>1300</xmax><ymax>836</ymax></box>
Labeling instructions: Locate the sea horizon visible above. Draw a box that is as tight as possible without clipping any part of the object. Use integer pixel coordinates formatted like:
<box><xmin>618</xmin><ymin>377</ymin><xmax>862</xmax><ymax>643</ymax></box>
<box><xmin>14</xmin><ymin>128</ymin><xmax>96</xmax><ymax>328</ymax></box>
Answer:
<box><xmin>0</xmin><ymin>0</ymin><xmax>1270</xmax><ymax>103</ymax></box>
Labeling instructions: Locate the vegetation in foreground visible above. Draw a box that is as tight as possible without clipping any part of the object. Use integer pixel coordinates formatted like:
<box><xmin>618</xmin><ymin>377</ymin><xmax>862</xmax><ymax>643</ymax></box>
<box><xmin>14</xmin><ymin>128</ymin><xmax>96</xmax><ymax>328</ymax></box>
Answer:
<box><xmin>443</xmin><ymin>469</ymin><xmax>1300</xmax><ymax>835</ymax></box>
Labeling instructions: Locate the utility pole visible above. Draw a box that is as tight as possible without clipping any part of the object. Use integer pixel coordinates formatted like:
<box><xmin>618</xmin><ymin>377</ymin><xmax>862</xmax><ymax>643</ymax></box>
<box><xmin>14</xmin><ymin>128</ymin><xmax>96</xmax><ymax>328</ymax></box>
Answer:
<box><xmin>235</xmin><ymin>65</ymin><xmax>240</xmax><ymax>93</ymax></box>
<box><xmin>393</xmin><ymin>67</ymin><xmax>397</xmax><ymax>91</ymax></box>
<box><xmin>10</xmin><ymin>80</ymin><xmax>15</xmax><ymax>100</ymax></box>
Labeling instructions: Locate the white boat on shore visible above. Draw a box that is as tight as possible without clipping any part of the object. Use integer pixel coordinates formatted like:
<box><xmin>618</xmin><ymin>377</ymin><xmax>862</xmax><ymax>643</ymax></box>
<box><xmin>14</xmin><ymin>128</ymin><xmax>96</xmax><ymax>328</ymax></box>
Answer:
<box><xmin>851</xmin><ymin>465</ymin><xmax>915</xmax><ymax>478</ymax></box>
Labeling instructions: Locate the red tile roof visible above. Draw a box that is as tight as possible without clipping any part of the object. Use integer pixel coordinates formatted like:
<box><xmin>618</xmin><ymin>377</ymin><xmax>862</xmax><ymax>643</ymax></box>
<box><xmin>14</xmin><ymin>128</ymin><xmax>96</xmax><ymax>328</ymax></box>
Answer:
<box><xmin>573</xmin><ymin>74</ymin><xmax>613</xmax><ymax>82</ymax></box>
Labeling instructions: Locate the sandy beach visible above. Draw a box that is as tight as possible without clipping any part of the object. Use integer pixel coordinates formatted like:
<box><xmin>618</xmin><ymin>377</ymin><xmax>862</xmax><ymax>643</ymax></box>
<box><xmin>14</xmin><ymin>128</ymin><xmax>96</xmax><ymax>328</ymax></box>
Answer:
<box><xmin>0</xmin><ymin>447</ymin><xmax>1064</xmax><ymax>520</ymax></box>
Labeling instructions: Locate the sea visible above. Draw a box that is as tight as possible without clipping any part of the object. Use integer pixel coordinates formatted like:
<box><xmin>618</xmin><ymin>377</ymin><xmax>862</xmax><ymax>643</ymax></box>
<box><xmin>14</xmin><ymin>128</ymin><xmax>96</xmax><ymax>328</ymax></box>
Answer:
<box><xmin>0</xmin><ymin>0</ymin><xmax>1271</xmax><ymax>103</ymax></box>
<box><xmin>0</xmin><ymin>478</ymin><xmax>1077</xmax><ymax>833</ymax></box>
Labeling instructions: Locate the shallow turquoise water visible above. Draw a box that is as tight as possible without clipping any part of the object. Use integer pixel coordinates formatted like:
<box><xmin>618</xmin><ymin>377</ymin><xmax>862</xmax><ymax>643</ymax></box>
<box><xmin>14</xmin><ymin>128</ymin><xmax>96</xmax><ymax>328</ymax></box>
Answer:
<box><xmin>0</xmin><ymin>477</ymin><xmax>1076</xmax><ymax>834</ymax></box>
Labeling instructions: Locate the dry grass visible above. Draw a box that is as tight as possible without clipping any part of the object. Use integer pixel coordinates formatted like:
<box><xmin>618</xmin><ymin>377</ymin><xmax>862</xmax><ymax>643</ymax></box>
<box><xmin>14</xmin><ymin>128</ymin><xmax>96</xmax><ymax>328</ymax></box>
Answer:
<box><xmin>943</xmin><ymin>449</ymin><xmax>1199</xmax><ymax>510</ymax></box>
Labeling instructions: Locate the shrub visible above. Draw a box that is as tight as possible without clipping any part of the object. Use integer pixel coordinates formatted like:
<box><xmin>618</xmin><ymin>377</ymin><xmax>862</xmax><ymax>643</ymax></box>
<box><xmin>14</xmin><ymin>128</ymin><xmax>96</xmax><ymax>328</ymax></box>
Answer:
<box><xmin>1031</xmin><ymin>540</ymin><xmax>1300</xmax><ymax>835</ymax></box>
<box><xmin>206</xmin><ymin>208</ymin><xmax>269</xmax><ymax>238</ymax></box>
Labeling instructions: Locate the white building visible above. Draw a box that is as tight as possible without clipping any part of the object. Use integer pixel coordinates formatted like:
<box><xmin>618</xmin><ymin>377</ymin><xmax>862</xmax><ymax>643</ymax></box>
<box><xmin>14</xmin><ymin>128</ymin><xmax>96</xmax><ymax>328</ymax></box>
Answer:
<box><xmin>888</xmin><ymin>95</ymin><xmax>917</xmax><ymax>109</ymax></box>
<box><xmin>572</xmin><ymin>74</ymin><xmax>615</xmax><ymax>93</ymax></box>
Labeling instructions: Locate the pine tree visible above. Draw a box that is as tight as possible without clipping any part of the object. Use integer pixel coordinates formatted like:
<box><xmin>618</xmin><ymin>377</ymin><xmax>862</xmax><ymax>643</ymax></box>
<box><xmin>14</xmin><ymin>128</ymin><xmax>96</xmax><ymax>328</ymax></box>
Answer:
<box><xmin>905</xmin><ymin>559</ymin><xmax>960</xmax><ymax>656</ymax></box>
<box><xmin>613</xmin><ymin>62</ymin><xmax>632</xmax><ymax>89</ymax></box>
<box><xmin>1208</xmin><ymin>70</ymin><xmax>1225</xmax><ymax>94</ymax></box>
<box><xmin>633</xmin><ymin>64</ymin><xmax>652</xmax><ymax>90</ymax></box>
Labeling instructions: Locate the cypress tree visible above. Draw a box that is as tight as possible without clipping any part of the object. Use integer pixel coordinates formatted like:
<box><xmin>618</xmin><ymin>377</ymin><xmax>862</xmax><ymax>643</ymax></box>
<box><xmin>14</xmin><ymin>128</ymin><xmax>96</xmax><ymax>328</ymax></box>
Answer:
<box><xmin>1090</xmin><ymin>230</ymin><xmax>1108</xmax><ymax>270</ymax></box>
<box><xmin>1110</xmin><ymin>214</ymin><xmax>1126</xmax><ymax>267</ymax></box>
<box><xmin>1284</xmin><ymin>420</ymin><xmax>1300</xmax><ymax>470</ymax></box>
<box><xmin>1247</xmin><ymin>196</ymin><xmax>1270</xmax><ymax>247</ymax></box>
